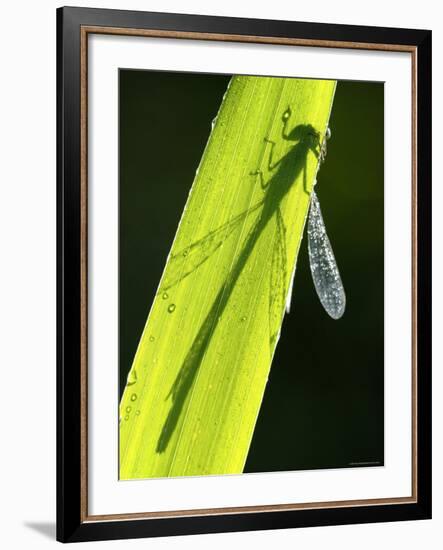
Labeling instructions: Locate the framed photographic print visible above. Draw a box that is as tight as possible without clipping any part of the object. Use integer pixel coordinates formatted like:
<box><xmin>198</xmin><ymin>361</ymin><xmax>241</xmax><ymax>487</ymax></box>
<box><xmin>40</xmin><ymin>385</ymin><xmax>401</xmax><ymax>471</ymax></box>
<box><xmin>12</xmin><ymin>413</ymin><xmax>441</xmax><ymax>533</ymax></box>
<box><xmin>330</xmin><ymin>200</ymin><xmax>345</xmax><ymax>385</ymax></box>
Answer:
<box><xmin>57</xmin><ymin>6</ymin><xmax>432</xmax><ymax>542</ymax></box>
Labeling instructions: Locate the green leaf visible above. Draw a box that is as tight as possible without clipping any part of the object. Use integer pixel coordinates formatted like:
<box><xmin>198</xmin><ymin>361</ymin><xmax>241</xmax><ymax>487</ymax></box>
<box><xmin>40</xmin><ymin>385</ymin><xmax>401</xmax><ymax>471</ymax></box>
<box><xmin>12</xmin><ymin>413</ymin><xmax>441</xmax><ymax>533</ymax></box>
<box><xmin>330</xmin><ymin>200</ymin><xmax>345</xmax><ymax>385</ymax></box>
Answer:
<box><xmin>120</xmin><ymin>75</ymin><xmax>336</xmax><ymax>478</ymax></box>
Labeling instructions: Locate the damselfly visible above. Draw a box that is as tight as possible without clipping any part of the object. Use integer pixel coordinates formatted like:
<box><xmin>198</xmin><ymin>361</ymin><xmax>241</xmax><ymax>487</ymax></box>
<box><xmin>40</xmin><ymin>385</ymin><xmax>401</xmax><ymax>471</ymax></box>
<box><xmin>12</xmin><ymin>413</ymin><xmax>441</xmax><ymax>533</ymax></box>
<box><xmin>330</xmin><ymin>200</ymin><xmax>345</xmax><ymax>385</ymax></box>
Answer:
<box><xmin>286</xmin><ymin>126</ymin><xmax>346</xmax><ymax>319</ymax></box>
<box><xmin>159</xmin><ymin>111</ymin><xmax>345</xmax><ymax>328</ymax></box>
<box><xmin>155</xmin><ymin>109</ymin><xmax>346</xmax><ymax>452</ymax></box>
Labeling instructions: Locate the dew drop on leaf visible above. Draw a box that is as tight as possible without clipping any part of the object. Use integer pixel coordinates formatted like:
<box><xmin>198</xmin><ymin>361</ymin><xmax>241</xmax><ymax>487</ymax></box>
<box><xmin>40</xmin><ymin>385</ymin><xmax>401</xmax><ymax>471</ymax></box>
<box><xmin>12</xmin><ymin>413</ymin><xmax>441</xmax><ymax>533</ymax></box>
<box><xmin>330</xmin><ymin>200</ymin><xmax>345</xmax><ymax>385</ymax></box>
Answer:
<box><xmin>168</xmin><ymin>304</ymin><xmax>176</xmax><ymax>313</ymax></box>
<box><xmin>126</xmin><ymin>369</ymin><xmax>137</xmax><ymax>386</ymax></box>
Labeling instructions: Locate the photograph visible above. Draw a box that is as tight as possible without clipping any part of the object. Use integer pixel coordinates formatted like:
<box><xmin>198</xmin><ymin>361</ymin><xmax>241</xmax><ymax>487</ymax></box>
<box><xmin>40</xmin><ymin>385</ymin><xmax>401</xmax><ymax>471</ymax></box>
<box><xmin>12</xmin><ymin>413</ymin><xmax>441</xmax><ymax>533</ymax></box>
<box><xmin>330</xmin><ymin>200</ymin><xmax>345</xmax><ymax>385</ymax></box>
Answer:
<box><xmin>118</xmin><ymin>71</ymin><xmax>384</xmax><ymax>480</ymax></box>
<box><xmin>54</xmin><ymin>6</ymin><xmax>431</xmax><ymax>542</ymax></box>
<box><xmin>0</xmin><ymin>0</ymin><xmax>435</xmax><ymax>546</ymax></box>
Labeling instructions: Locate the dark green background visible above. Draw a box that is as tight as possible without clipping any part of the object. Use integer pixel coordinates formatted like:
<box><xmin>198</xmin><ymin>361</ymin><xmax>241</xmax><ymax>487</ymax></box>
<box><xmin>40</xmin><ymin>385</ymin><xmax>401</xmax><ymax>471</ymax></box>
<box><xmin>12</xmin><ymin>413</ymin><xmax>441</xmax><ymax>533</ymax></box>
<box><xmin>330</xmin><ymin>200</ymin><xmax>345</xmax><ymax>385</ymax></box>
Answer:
<box><xmin>119</xmin><ymin>70</ymin><xmax>384</xmax><ymax>472</ymax></box>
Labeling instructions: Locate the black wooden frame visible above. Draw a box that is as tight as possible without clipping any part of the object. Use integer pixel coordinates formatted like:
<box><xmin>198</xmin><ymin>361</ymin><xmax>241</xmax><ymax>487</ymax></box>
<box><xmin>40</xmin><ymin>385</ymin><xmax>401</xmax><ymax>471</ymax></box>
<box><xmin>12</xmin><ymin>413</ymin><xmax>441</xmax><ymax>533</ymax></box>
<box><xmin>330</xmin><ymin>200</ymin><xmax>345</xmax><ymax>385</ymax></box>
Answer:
<box><xmin>57</xmin><ymin>6</ymin><xmax>432</xmax><ymax>542</ymax></box>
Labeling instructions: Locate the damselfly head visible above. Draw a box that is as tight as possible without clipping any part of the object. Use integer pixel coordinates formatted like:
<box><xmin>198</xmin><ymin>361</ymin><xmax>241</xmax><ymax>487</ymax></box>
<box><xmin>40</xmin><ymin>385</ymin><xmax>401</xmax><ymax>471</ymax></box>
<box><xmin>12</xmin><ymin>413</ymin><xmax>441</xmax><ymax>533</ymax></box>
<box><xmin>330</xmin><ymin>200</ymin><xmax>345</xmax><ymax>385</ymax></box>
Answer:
<box><xmin>319</xmin><ymin>127</ymin><xmax>331</xmax><ymax>164</ymax></box>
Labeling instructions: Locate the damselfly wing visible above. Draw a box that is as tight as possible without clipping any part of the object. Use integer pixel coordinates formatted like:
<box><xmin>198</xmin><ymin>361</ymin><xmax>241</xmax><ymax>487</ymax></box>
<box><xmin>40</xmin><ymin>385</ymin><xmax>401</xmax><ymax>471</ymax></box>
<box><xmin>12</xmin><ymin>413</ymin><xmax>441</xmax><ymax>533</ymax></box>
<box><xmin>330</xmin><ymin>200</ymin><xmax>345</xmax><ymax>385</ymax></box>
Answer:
<box><xmin>160</xmin><ymin>198</ymin><xmax>264</xmax><ymax>293</ymax></box>
<box><xmin>307</xmin><ymin>189</ymin><xmax>346</xmax><ymax>319</ymax></box>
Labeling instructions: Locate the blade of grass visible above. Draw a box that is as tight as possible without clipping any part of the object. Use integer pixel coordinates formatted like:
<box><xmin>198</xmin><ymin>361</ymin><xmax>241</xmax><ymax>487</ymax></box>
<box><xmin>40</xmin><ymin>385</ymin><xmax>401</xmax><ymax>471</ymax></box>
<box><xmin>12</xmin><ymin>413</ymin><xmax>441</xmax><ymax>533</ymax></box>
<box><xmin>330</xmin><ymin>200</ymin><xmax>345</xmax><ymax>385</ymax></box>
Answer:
<box><xmin>120</xmin><ymin>75</ymin><xmax>336</xmax><ymax>479</ymax></box>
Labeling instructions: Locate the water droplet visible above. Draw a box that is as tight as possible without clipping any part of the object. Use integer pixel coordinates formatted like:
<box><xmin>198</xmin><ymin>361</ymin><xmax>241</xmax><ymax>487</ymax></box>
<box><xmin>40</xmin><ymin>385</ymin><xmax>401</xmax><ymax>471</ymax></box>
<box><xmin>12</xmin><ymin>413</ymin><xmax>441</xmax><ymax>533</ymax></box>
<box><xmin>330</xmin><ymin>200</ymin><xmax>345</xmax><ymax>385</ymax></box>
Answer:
<box><xmin>135</xmin><ymin>410</ymin><xmax>140</xmax><ymax>416</ymax></box>
<box><xmin>162</xmin><ymin>292</ymin><xmax>168</xmax><ymax>300</ymax></box>
<box><xmin>130</xmin><ymin>393</ymin><xmax>137</xmax><ymax>401</ymax></box>
<box><xmin>124</xmin><ymin>415</ymin><xmax>129</xmax><ymax>421</ymax></box>
<box><xmin>126</xmin><ymin>369</ymin><xmax>137</xmax><ymax>386</ymax></box>
<box><xmin>126</xmin><ymin>406</ymin><xmax>131</xmax><ymax>413</ymax></box>
<box><xmin>168</xmin><ymin>304</ymin><xmax>176</xmax><ymax>313</ymax></box>
<box><xmin>241</xmin><ymin>316</ymin><xmax>247</xmax><ymax>322</ymax></box>
<box><xmin>149</xmin><ymin>335</ymin><xmax>155</xmax><ymax>342</ymax></box>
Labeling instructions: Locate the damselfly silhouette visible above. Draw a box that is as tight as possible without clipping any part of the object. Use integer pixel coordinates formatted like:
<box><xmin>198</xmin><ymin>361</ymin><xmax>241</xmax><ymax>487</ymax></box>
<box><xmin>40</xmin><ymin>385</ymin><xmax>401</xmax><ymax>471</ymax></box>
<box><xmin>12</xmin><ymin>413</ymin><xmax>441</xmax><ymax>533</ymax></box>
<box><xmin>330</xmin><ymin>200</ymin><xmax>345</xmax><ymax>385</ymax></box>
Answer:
<box><xmin>160</xmin><ymin>108</ymin><xmax>345</xmax><ymax>324</ymax></box>
<box><xmin>156</xmin><ymin>106</ymin><xmax>345</xmax><ymax>453</ymax></box>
